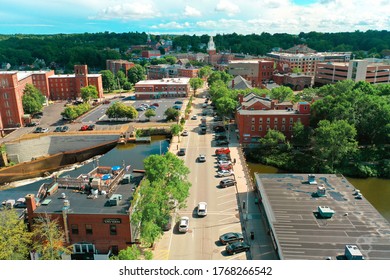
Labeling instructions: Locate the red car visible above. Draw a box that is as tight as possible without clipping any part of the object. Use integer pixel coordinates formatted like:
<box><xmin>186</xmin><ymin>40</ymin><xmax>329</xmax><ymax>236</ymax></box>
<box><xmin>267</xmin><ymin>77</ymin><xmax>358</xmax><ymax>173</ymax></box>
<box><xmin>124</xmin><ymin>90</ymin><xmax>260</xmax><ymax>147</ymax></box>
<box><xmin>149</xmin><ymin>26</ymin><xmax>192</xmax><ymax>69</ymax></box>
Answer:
<box><xmin>80</xmin><ymin>125</ymin><xmax>89</xmax><ymax>131</ymax></box>
<box><xmin>215</xmin><ymin>148</ymin><xmax>230</xmax><ymax>155</ymax></box>
<box><xmin>151</xmin><ymin>103</ymin><xmax>159</xmax><ymax>107</ymax></box>
<box><xmin>218</xmin><ymin>164</ymin><xmax>233</xmax><ymax>170</ymax></box>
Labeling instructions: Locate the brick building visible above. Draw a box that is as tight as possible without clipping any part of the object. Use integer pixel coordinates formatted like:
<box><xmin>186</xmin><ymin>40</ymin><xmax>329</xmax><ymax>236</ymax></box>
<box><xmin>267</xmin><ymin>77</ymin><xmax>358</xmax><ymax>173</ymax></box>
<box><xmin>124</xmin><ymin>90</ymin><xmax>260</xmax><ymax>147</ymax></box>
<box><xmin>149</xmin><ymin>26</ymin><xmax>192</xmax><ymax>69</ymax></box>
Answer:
<box><xmin>141</xmin><ymin>50</ymin><xmax>161</xmax><ymax>59</ymax></box>
<box><xmin>235</xmin><ymin>93</ymin><xmax>310</xmax><ymax>146</ymax></box>
<box><xmin>315</xmin><ymin>59</ymin><xmax>390</xmax><ymax>86</ymax></box>
<box><xmin>24</xmin><ymin>169</ymin><xmax>143</xmax><ymax>259</ymax></box>
<box><xmin>272</xmin><ymin>73</ymin><xmax>313</xmax><ymax>90</ymax></box>
<box><xmin>228</xmin><ymin>59</ymin><xmax>275</xmax><ymax>87</ymax></box>
<box><xmin>147</xmin><ymin>64</ymin><xmax>199</xmax><ymax>80</ymax></box>
<box><xmin>106</xmin><ymin>59</ymin><xmax>135</xmax><ymax>76</ymax></box>
<box><xmin>134</xmin><ymin>77</ymin><xmax>191</xmax><ymax>100</ymax></box>
<box><xmin>0</xmin><ymin>65</ymin><xmax>103</xmax><ymax>129</ymax></box>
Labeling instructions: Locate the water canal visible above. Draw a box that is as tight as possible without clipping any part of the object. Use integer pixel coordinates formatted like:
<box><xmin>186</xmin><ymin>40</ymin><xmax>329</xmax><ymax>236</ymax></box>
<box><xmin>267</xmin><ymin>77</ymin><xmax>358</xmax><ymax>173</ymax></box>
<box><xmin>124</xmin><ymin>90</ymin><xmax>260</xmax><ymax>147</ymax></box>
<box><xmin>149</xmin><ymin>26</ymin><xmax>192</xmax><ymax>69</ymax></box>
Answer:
<box><xmin>247</xmin><ymin>162</ymin><xmax>390</xmax><ymax>222</ymax></box>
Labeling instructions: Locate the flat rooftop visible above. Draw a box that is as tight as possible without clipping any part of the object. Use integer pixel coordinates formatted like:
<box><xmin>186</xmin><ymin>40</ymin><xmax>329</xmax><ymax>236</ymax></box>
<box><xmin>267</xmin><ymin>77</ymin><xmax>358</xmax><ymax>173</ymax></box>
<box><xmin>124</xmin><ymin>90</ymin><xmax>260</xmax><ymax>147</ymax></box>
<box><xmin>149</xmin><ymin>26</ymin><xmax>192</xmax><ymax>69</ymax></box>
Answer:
<box><xmin>255</xmin><ymin>173</ymin><xmax>390</xmax><ymax>260</ymax></box>
<box><xmin>135</xmin><ymin>77</ymin><xmax>190</xmax><ymax>85</ymax></box>
<box><xmin>33</xmin><ymin>172</ymin><xmax>143</xmax><ymax>215</ymax></box>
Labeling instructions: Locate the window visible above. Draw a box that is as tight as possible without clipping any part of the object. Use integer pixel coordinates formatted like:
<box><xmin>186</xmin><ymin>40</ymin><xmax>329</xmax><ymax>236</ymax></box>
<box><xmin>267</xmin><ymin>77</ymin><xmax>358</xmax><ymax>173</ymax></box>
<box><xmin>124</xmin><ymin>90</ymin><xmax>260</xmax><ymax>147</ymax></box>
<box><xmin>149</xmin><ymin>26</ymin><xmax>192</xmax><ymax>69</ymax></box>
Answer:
<box><xmin>289</xmin><ymin>125</ymin><xmax>293</xmax><ymax>131</ymax></box>
<box><xmin>266</xmin><ymin>118</ymin><xmax>270</xmax><ymax>124</ymax></box>
<box><xmin>6</xmin><ymin>110</ymin><xmax>11</xmax><ymax>117</ymax></box>
<box><xmin>251</xmin><ymin>118</ymin><xmax>255</xmax><ymax>124</ymax></box>
<box><xmin>86</xmin><ymin>224</ymin><xmax>93</xmax><ymax>235</ymax></box>
<box><xmin>274</xmin><ymin>125</ymin><xmax>278</xmax><ymax>130</ymax></box>
<box><xmin>266</xmin><ymin>125</ymin><xmax>270</xmax><ymax>131</ymax></box>
<box><xmin>274</xmin><ymin>118</ymin><xmax>278</xmax><ymax>124</ymax></box>
<box><xmin>73</xmin><ymin>243</ymin><xmax>95</xmax><ymax>254</ymax></box>
<box><xmin>289</xmin><ymin>117</ymin><xmax>293</xmax><ymax>124</ymax></box>
<box><xmin>71</xmin><ymin>224</ymin><xmax>79</xmax><ymax>235</ymax></box>
<box><xmin>259</xmin><ymin>125</ymin><xmax>262</xmax><ymax>131</ymax></box>
<box><xmin>259</xmin><ymin>118</ymin><xmax>263</xmax><ymax>124</ymax></box>
<box><xmin>5</xmin><ymin>101</ymin><xmax>9</xmax><ymax>107</ymax></box>
<box><xmin>3</xmin><ymin>92</ymin><xmax>9</xmax><ymax>99</ymax></box>
<box><xmin>110</xmin><ymin>225</ymin><xmax>117</xmax><ymax>235</ymax></box>
<box><xmin>282</xmin><ymin>118</ymin><xmax>286</xmax><ymax>124</ymax></box>
<box><xmin>281</xmin><ymin>125</ymin><xmax>285</xmax><ymax>131</ymax></box>
<box><xmin>251</xmin><ymin>125</ymin><xmax>255</xmax><ymax>131</ymax></box>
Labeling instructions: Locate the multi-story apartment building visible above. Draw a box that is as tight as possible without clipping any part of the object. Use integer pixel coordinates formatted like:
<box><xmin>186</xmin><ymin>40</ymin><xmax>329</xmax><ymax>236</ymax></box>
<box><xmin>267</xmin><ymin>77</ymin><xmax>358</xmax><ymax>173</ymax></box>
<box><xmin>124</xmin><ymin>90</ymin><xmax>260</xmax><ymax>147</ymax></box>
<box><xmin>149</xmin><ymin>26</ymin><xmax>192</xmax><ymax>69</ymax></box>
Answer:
<box><xmin>228</xmin><ymin>59</ymin><xmax>274</xmax><ymax>87</ymax></box>
<box><xmin>0</xmin><ymin>65</ymin><xmax>103</xmax><ymax>129</ymax></box>
<box><xmin>134</xmin><ymin>77</ymin><xmax>191</xmax><ymax>99</ymax></box>
<box><xmin>235</xmin><ymin>93</ymin><xmax>310</xmax><ymax>146</ymax></box>
<box><xmin>315</xmin><ymin>59</ymin><xmax>390</xmax><ymax>86</ymax></box>
<box><xmin>106</xmin><ymin>59</ymin><xmax>135</xmax><ymax>76</ymax></box>
<box><xmin>267</xmin><ymin>50</ymin><xmax>351</xmax><ymax>75</ymax></box>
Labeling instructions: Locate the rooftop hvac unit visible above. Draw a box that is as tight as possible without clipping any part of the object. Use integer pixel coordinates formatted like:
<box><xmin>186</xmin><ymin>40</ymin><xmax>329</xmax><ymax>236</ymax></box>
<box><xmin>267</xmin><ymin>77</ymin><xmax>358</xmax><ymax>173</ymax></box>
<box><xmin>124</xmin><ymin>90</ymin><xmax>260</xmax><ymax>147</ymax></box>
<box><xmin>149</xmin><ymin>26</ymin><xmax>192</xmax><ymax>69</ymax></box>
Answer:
<box><xmin>345</xmin><ymin>245</ymin><xmax>364</xmax><ymax>260</ymax></box>
<box><xmin>63</xmin><ymin>199</ymin><xmax>70</xmax><ymax>208</ymax></box>
<box><xmin>108</xmin><ymin>194</ymin><xmax>122</xmax><ymax>206</ymax></box>
<box><xmin>308</xmin><ymin>174</ymin><xmax>317</xmax><ymax>185</ymax></box>
<box><xmin>316</xmin><ymin>185</ymin><xmax>326</xmax><ymax>197</ymax></box>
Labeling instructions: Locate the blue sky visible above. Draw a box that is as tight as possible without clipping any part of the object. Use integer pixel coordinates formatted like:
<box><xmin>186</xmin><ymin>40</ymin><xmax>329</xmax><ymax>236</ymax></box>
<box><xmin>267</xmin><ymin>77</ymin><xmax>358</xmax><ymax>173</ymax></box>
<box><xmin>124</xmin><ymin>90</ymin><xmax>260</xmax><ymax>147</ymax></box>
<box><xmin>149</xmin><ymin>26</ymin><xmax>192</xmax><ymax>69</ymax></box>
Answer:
<box><xmin>0</xmin><ymin>0</ymin><xmax>388</xmax><ymax>35</ymax></box>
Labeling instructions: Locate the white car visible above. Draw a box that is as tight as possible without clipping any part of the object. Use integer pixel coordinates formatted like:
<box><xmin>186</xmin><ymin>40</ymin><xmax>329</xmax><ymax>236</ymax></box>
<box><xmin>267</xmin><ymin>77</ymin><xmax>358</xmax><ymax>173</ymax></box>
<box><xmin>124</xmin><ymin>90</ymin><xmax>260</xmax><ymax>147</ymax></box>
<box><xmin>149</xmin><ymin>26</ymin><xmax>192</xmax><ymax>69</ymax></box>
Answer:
<box><xmin>218</xmin><ymin>160</ymin><xmax>232</xmax><ymax>165</ymax></box>
<box><xmin>179</xmin><ymin>216</ymin><xmax>189</xmax><ymax>233</ymax></box>
<box><xmin>217</xmin><ymin>170</ymin><xmax>234</xmax><ymax>177</ymax></box>
<box><xmin>197</xmin><ymin>202</ymin><xmax>207</xmax><ymax>217</ymax></box>
<box><xmin>181</xmin><ymin>130</ymin><xmax>189</xmax><ymax>136</ymax></box>
<box><xmin>198</xmin><ymin>154</ymin><xmax>206</xmax><ymax>162</ymax></box>
<box><xmin>191</xmin><ymin>115</ymin><xmax>198</xmax><ymax>120</ymax></box>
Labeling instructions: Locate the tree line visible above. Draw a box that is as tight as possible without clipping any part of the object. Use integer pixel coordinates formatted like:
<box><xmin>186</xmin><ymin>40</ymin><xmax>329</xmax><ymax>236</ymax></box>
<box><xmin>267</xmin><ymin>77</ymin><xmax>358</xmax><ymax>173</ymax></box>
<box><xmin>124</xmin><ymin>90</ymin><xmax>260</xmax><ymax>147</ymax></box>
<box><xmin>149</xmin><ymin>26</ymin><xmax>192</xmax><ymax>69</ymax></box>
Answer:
<box><xmin>1</xmin><ymin>30</ymin><xmax>389</xmax><ymax>72</ymax></box>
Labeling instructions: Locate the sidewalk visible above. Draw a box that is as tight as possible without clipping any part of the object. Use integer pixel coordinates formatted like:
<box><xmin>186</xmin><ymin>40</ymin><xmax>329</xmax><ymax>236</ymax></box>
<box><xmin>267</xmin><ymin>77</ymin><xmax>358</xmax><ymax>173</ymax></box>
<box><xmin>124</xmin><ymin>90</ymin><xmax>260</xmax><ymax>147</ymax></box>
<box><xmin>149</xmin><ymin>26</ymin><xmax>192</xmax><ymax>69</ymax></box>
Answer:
<box><xmin>227</xmin><ymin>126</ymin><xmax>279</xmax><ymax>260</ymax></box>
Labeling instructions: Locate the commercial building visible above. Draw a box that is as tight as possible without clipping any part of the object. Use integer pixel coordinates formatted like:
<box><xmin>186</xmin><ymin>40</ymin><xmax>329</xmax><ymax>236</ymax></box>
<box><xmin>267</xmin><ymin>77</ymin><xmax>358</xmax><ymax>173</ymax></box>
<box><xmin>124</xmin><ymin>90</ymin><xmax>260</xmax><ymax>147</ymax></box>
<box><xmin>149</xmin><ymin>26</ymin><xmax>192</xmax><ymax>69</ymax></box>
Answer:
<box><xmin>147</xmin><ymin>64</ymin><xmax>199</xmax><ymax>80</ymax></box>
<box><xmin>0</xmin><ymin>65</ymin><xmax>103</xmax><ymax>129</ymax></box>
<box><xmin>24</xmin><ymin>166</ymin><xmax>143</xmax><ymax>259</ymax></box>
<box><xmin>267</xmin><ymin>49</ymin><xmax>351</xmax><ymax>75</ymax></box>
<box><xmin>315</xmin><ymin>59</ymin><xmax>390</xmax><ymax>86</ymax></box>
<box><xmin>134</xmin><ymin>77</ymin><xmax>191</xmax><ymax>100</ymax></box>
<box><xmin>272</xmin><ymin>73</ymin><xmax>313</xmax><ymax>90</ymax></box>
<box><xmin>235</xmin><ymin>93</ymin><xmax>310</xmax><ymax>145</ymax></box>
<box><xmin>255</xmin><ymin>173</ymin><xmax>390</xmax><ymax>260</ymax></box>
<box><xmin>106</xmin><ymin>59</ymin><xmax>135</xmax><ymax>76</ymax></box>
<box><xmin>228</xmin><ymin>59</ymin><xmax>275</xmax><ymax>87</ymax></box>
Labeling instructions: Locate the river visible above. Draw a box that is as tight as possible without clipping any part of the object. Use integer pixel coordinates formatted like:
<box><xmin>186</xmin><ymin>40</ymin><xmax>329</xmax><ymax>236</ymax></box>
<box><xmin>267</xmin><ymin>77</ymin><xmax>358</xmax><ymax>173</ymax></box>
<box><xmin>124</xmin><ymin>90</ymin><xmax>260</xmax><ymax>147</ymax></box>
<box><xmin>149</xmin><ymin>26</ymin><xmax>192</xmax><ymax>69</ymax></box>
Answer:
<box><xmin>246</xmin><ymin>162</ymin><xmax>390</xmax><ymax>222</ymax></box>
<box><xmin>0</xmin><ymin>136</ymin><xmax>170</xmax><ymax>194</ymax></box>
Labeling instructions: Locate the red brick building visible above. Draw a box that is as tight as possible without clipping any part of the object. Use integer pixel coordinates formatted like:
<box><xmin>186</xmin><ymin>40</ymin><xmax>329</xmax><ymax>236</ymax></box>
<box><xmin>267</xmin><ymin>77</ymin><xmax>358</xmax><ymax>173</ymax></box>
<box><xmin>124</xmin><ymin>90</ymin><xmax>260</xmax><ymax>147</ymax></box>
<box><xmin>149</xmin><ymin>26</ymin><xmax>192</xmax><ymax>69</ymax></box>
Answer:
<box><xmin>272</xmin><ymin>73</ymin><xmax>313</xmax><ymax>90</ymax></box>
<box><xmin>0</xmin><ymin>65</ymin><xmax>103</xmax><ymax>129</ymax></box>
<box><xmin>141</xmin><ymin>50</ymin><xmax>161</xmax><ymax>59</ymax></box>
<box><xmin>228</xmin><ymin>59</ymin><xmax>275</xmax><ymax>87</ymax></box>
<box><xmin>134</xmin><ymin>77</ymin><xmax>191</xmax><ymax>99</ymax></box>
<box><xmin>235</xmin><ymin>93</ymin><xmax>310</xmax><ymax>145</ymax></box>
<box><xmin>106</xmin><ymin>59</ymin><xmax>135</xmax><ymax>76</ymax></box>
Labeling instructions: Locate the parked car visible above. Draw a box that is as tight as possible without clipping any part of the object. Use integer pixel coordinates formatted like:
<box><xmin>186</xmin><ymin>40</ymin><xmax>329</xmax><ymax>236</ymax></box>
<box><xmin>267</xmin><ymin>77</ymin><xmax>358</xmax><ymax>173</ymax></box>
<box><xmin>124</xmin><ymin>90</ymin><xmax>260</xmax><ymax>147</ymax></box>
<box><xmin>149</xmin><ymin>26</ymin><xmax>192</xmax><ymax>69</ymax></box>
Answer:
<box><xmin>26</xmin><ymin>122</ymin><xmax>38</xmax><ymax>127</ymax></box>
<box><xmin>191</xmin><ymin>115</ymin><xmax>198</xmax><ymax>120</ymax></box>
<box><xmin>218</xmin><ymin>164</ymin><xmax>233</xmax><ymax>171</ymax></box>
<box><xmin>149</xmin><ymin>106</ymin><xmax>157</xmax><ymax>110</ymax></box>
<box><xmin>33</xmin><ymin>127</ymin><xmax>48</xmax><ymax>133</ymax></box>
<box><xmin>225</xmin><ymin>241</ymin><xmax>250</xmax><ymax>255</ymax></box>
<box><xmin>178</xmin><ymin>216</ymin><xmax>189</xmax><ymax>233</ymax></box>
<box><xmin>181</xmin><ymin>130</ymin><xmax>189</xmax><ymax>136</ymax></box>
<box><xmin>54</xmin><ymin>126</ymin><xmax>62</xmax><ymax>132</ymax></box>
<box><xmin>217</xmin><ymin>170</ymin><xmax>234</xmax><ymax>177</ymax></box>
<box><xmin>213</xmin><ymin>126</ymin><xmax>225</xmax><ymax>132</ymax></box>
<box><xmin>178</xmin><ymin>148</ymin><xmax>186</xmax><ymax>156</ymax></box>
<box><xmin>202</xmin><ymin>103</ymin><xmax>208</xmax><ymax>108</ymax></box>
<box><xmin>198</xmin><ymin>154</ymin><xmax>206</xmax><ymax>162</ymax></box>
<box><xmin>219</xmin><ymin>232</ymin><xmax>244</xmax><ymax>244</ymax></box>
<box><xmin>173</xmin><ymin>105</ymin><xmax>182</xmax><ymax>110</ymax></box>
<box><xmin>151</xmin><ymin>103</ymin><xmax>159</xmax><ymax>107</ymax></box>
<box><xmin>215</xmin><ymin>148</ymin><xmax>230</xmax><ymax>155</ymax></box>
<box><xmin>174</xmin><ymin>100</ymin><xmax>183</xmax><ymax>105</ymax></box>
<box><xmin>136</xmin><ymin>106</ymin><xmax>145</xmax><ymax>111</ymax></box>
<box><xmin>87</xmin><ymin>124</ymin><xmax>95</xmax><ymax>130</ymax></box>
<box><xmin>103</xmin><ymin>100</ymin><xmax>110</xmax><ymax>104</ymax></box>
<box><xmin>217</xmin><ymin>154</ymin><xmax>231</xmax><ymax>160</ymax></box>
<box><xmin>215</xmin><ymin>135</ymin><xmax>227</xmax><ymax>141</ymax></box>
<box><xmin>80</xmin><ymin>125</ymin><xmax>89</xmax><ymax>131</ymax></box>
<box><xmin>216</xmin><ymin>140</ymin><xmax>229</xmax><ymax>146</ymax></box>
<box><xmin>218</xmin><ymin>160</ymin><xmax>232</xmax><ymax>165</ymax></box>
<box><xmin>219</xmin><ymin>178</ymin><xmax>236</xmax><ymax>188</ymax></box>
<box><xmin>61</xmin><ymin>126</ymin><xmax>69</xmax><ymax>132</ymax></box>
<box><xmin>197</xmin><ymin>202</ymin><xmax>207</xmax><ymax>217</ymax></box>
<box><xmin>213</xmin><ymin>116</ymin><xmax>223</xmax><ymax>121</ymax></box>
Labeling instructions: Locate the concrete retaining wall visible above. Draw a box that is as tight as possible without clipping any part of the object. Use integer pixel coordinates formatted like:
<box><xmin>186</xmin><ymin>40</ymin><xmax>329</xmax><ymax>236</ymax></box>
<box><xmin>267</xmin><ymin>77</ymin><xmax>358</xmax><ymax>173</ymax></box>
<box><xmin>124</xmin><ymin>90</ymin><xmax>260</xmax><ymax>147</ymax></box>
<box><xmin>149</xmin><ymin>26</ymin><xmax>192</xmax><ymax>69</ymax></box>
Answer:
<box><xmin>5</xmin><ymin>135</ymin><xmax>118</xmax><ymax>163</ymax></box>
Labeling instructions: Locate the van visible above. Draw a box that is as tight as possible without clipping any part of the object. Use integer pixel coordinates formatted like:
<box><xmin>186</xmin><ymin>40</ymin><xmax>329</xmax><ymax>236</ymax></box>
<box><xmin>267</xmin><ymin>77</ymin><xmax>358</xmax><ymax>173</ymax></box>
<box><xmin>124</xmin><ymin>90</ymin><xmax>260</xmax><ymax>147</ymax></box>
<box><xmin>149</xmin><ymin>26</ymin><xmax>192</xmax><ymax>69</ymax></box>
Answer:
<box><xmin>197</xmin><ymin>202</ymin><xmax>207</xmax><ymax>217</ymax></box>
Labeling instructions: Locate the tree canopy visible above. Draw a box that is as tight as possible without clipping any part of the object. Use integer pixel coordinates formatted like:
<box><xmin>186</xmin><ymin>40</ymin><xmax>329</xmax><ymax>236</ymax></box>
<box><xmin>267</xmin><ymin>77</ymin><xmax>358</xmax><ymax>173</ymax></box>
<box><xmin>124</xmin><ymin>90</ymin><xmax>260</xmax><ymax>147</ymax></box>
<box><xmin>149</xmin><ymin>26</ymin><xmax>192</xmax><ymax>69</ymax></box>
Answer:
<box><xmin>106</xmin><ymin>102</ymin><xmax>138</xmax><ymax>120</ymax></box>
<box><xmin>128</xmin><ymin>64</ymin><xmax>146</xmax><ymax>85</ymax></box>
<box><xmin>189</xmin><ymin>77</ymin><xmax>204</xmax><ymax>96</ymax></box>
<box><xmin>164</xmin><ymin>107</ymin><xmax>180</xmax><ymax>122</ymax></box>
<box><xmin>80</xmin><ymin>85</ymin><xmax>98</xmax><ymax>102</ymax></box>
<box><xmin>22</xmin><ymin>84</ymin><xmax>45</xmax><ymax>114</ymax></box>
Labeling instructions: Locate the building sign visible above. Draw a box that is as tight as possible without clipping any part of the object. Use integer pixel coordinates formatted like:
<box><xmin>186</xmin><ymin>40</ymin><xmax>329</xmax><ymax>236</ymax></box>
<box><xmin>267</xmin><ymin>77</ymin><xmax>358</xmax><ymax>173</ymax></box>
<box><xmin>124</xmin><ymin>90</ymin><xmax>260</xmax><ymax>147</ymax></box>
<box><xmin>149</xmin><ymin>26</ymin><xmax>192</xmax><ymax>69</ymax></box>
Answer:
<box><xmin>103</xmin><ymin>218</ymin><xmax>122</xmax><ymax>224</ymax></box>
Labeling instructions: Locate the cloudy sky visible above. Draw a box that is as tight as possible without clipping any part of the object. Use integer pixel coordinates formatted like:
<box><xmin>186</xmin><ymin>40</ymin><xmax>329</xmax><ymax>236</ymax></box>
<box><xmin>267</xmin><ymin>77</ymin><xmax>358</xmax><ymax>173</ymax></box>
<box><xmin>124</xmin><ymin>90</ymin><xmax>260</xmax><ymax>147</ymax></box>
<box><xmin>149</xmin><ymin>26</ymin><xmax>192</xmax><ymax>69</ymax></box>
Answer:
<box><xmin>0</xmin><ymin>0</ymin><xmax>389</xmax><ymax>35</ymax></box>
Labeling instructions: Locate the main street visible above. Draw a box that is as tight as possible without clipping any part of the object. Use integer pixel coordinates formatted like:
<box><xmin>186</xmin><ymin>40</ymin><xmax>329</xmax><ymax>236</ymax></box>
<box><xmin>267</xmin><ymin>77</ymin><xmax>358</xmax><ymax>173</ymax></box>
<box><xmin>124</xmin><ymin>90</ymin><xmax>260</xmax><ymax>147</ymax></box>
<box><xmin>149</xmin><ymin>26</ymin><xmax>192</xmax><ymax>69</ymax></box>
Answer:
<box><xmin>154</xmin><ymin>95</ymin><xmax>247</xmax><ymax>260</ymax></box>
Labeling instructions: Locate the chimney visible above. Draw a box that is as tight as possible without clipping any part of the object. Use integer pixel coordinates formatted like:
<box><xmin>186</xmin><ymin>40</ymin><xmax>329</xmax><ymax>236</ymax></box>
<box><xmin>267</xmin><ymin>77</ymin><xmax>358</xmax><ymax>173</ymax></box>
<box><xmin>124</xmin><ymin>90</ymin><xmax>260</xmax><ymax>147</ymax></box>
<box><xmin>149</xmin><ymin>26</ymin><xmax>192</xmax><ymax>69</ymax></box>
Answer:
<box><xmin>238</xmin><ymin>94</ymin><xmax>243</xmax><ymax>104</ymax></box>
<box><xmin>25</xmin><ymin>194</ymin><xmax>37</xmax><ymax>228</ymax></box>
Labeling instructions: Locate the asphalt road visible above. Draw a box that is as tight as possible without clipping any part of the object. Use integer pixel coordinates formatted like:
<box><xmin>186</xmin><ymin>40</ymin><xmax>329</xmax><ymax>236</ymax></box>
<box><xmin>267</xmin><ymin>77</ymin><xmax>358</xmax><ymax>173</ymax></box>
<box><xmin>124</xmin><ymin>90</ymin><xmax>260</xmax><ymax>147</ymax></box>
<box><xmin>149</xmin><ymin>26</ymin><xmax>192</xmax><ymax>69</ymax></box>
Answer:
<box><xmin>156</xmin><ymin>97</ymin><xmax>247</xmax><ymax>260</ymax></box>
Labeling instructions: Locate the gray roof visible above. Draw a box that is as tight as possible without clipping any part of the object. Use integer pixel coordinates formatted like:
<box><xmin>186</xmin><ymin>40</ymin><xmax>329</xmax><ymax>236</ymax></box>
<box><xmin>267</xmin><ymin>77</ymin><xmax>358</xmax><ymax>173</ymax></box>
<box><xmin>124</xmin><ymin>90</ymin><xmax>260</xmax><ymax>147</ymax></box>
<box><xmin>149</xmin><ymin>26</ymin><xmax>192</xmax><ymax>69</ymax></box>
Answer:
<box><xmin>255</xmin><ymin>173</ymin><xmax>390</xmax><ymax>260</ymax></box>
<box><xmin>229</xmin><ymin>75</ymin><xmax>253</xmax><ymax>90</ymax></box>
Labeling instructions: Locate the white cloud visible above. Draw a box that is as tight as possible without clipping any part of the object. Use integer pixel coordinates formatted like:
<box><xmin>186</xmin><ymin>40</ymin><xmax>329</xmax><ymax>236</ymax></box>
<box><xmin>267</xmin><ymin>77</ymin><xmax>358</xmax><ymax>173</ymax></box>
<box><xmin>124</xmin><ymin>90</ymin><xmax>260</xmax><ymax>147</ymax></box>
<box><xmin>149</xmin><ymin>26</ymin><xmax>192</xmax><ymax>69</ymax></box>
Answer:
<box><xmin>95</xmin><ymin>2</ymin><xmax>160</xmax><ymax>20</ymax></box>
<box><xmin>184</xmin><ymin>5</ymin><xmax>202</xmax><ymax>17</ymax></box>
<box><xmin>151</xmin><ymin>21</ymin><xmax>190</xmax><ymax>29</ymax></box>
<box><xmin>215</xmin><ymin>0</ymin><xmax>240</xmax><ymax>16</ymax></box>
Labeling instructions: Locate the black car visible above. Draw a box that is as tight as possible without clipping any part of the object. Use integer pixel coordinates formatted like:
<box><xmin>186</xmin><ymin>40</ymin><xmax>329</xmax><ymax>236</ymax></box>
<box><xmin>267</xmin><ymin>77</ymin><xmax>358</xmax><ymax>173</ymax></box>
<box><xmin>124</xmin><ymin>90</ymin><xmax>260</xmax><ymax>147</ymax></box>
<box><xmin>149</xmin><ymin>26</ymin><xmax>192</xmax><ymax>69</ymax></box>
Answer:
<box><xmin>61</xmin><ymin>126</ymin><xmax>69</xmax><ymax>132</ymax></box>
<box><xmin>213</xmin><ymin>126</ymin><xmax>225</xmax><ymax>132</ymax></box>
<box><xmin>225</xmin><ymin>241</ymin><xmax>250</xmax><ymax>255</ymax></box>
<box><xmin>178</xmin><ymin>148</ymin><xmax>186</xmax><ymax>156</ymax></box>
<box><xmin>215</xmin><ymin>135</ymin><xmax>227</xmax><ymax>141</ymax></box>
<box><xmin>26</xmin><ymin>122</ymin><xmax>38</xmax><ymax>127</ymax></box>
<box><xmin>219</xmin><ymin>232</ymin><xmax>244</xmax><ymax>244</ymax></box>
<box><xmin>216</xmin><ymin>140</ymin><xmax>229</xmax><ymax>146</ymax></box>
<box><xmin>54</xmin><ymin>126</ymin><xmax>62</xmax><ymax>132</ymax></box>
<box><xmin>219</xmin><ymin>178</ymin><xmax>236</xmax><ymax>188</ymax></box>
<box><xmin>213</xmin><ymin>116</ymin><xmax>223</xmax><ymax>121</ymax></box>
<box><xmin>87</xmin><ymin>124</ymin><xmax>95</xmax><ymax>130</ymax></box>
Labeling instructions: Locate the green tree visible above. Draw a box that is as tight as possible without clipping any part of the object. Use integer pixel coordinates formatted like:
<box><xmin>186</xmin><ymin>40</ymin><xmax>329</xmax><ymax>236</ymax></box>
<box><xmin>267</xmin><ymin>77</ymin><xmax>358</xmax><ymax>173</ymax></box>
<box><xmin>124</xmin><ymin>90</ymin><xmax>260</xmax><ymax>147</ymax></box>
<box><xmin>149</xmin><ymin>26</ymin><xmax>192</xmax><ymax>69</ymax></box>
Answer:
<box><xmin>313</xmin><ymin>120</ymin><xmax>358</xmax><ymax>171</ymax></box>
<box><xmin>164</xmin><ymin>55</ymin><xmax>177</xmax><ymax>65</ymax></box>
<box><xmin>128</xmin><ymin>64</ymin><xmax>146</xmax><ymax>84</ymax></box>
<box><xmin>80</xmin><ymin>85</ymin><xmax>98</xmax><ymax>102</ymax></box>
<box><xmin>123</xmin><ymin>81</ymin><xmax>132</xmax><ymax>91</ymax></box>
<box><xmin>31</xmin><ymin>214</ymin><xmax>71</xmax><ymax>260</ymax></box>
<box><xmin>215</xmin><ymin>96</ymin><xmax>237</xmax><ymax>119</ymax></box>
<box><xmin>198</xmin><ymin>66</ymin><xmax>213</xmax><ymax>79</ymax></box>
<box><xmin>100</xmin><ymin>70</ymin><xmax>116</xmax><ymax>92</ymax></box>
<box><xmin>270</xmin><ymin>86</ymin><xmax>294</xmax><ymax>102</ymax></box>
<box><xmin>116</xmin><ymin>70</ymin><xmax>127</xmax><ymax>89</ymax></box>
<box><xmin>170</xmin><ymin>124</ymin><xmax>183</xmax><ymax>142</ymax></box>
<box><xmin>189</xmin><ymin>77</ymin><xmax>204</xmax><ymax>96</ymax></box>
<box><xmin>145</xmin><ymin>109</ymin><xmax>156</xmax><ymax>120</ymax></box>
<box><xmin>164</xmin><ymin>107</ymin><xmax>180</xmax><ymax>122</ymax></box>
<box><xmin>111</xmin><ymin>245</ymin><xmax>141</xmax><ymax>260</ymax></box>
<box><xmin>0</xmin><ymin>209</ymin><xmax>32</xmax><ymax>260</ymax></box>
<box><xmin>259</xmin><ymin>129</ymin><xmax>286</xmax><ymax>147</ymax></box>
<box><xmin>62</xmin><ymin>106</ymin><xmax>78</xmax><ymax>120</ymax></box>
<box><xmin>106</xmin><ymin>102</ymin><xmax>138</xmax><ymax>120</ymax></box>
<box><xmin>22</xmin><ymin>84</ymin><xmax>45</xmax><ymax>114</ymax></box>
<box><xmin>292</xmin><ymin>121</ymin><xmax>311</xmax><ymax>147</ymax></box>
